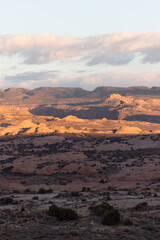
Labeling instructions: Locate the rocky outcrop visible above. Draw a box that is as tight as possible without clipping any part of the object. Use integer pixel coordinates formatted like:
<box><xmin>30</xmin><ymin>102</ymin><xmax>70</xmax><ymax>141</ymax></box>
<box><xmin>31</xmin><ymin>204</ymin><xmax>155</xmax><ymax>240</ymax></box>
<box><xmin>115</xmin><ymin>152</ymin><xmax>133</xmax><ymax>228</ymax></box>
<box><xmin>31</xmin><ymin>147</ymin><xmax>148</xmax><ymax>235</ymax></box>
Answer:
<box><xmin>116</xmin><ymin>126</ymin><xmax>142</xmax><ymax>134</ymax></box>
<box><xmin>62</xmin><ymin>115</ymin><xmax>84</xmax><ymax>122</ymax></box>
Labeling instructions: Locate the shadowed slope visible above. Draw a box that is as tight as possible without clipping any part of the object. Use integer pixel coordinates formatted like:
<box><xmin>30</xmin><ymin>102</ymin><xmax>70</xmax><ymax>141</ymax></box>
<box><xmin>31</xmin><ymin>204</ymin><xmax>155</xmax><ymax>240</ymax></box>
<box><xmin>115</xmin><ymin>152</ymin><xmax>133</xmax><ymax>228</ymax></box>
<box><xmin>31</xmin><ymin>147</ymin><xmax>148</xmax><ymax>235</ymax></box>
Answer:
<box><xmin>29</xmin><ymin>106</ymin><xmax>119</xmax><ymax>119</ymax></box>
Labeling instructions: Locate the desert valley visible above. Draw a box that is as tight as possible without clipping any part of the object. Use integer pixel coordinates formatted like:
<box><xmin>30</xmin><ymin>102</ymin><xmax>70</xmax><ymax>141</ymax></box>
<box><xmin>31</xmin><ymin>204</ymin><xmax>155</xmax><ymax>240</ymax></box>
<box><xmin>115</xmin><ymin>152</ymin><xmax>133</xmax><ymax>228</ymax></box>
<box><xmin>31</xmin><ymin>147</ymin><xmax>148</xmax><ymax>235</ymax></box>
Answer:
<box><xmin>0</xmin><ymin>86</ymin><xmax>160</xmax><ymax>136</ymax></box>
<box><xmin>0</xmin><ymin>86</ymin><xmax>160</xmax><ymax>239</ymax></box>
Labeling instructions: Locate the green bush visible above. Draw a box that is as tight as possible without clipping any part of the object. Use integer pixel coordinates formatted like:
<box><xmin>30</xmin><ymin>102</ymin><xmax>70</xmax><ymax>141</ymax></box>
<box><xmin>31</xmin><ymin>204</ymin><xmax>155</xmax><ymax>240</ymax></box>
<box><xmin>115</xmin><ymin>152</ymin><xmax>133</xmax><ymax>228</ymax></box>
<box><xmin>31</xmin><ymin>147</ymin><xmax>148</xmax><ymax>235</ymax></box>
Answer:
<box><xmin>48</xmin><ymin>203</ymin><xmax>78</xmax><ymax>221</ymax></box>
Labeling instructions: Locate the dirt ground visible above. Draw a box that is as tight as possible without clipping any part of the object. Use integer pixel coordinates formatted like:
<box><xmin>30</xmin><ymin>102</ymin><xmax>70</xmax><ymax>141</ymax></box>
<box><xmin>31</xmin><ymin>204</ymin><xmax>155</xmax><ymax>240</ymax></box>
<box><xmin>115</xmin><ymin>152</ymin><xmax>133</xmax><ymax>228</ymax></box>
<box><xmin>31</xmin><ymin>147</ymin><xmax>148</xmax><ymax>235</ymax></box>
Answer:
<box><xmin>0</xmin><ymin>133</ymin><xmax>160</xmax><ymax>239</ymax></box>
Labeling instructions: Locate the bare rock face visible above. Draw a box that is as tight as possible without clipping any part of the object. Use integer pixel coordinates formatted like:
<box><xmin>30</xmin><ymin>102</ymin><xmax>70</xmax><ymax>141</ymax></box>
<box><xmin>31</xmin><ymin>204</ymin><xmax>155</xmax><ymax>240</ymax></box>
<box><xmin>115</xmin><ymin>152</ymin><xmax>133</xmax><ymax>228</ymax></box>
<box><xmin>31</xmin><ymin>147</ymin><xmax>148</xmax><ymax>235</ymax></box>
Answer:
<box><xmin>18</xmin><ymin>120</ymin><xmax>37</xmax><ymax>128</ymax></box>
<box><xmin>36</xmin><ymin>123</ymin><xmax>53</xmax><ymax>134</ymax></box>
<box><xmin>108</xmin><ymin>94</ymin><xmax>122</xmax><ymax>100</ymax></box>
<box><xmin>102</xmin><ymin>118</ymin><xmax>107</xmax><ymax>122</ymax></box>
<box><xmin>116</xmin><ymin>126</ymin><xmax>142</xmax><ymax>134</ymax></box>
<box><xmin>105</xmin><ymin>94</ymin><xmax>144</xmax><ymax>107</ymax></box>
<box><xmin>62</xmin><ymin>115</ymin><xmax>84</xmax><ymax>122</ymax></box>
<box><xmin>103</xmin><ymin>94</ymin><xmax>160</xmax><ymax>123</ymax></box>
<box><xmin>0</xmin><ymin>87</ymin><xmax>159</xmax><ymax>136</ymax></box>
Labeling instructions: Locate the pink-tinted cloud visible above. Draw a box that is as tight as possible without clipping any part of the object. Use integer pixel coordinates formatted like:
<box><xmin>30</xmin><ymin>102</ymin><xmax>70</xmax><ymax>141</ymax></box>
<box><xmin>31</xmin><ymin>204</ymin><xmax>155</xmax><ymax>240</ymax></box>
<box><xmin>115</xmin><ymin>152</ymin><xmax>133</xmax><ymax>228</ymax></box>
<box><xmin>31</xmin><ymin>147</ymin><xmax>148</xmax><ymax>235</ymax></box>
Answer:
<box><xmin>0</xmin><ymin>33</ymin><xmax>160</xmax><ymax>65</ymax></box>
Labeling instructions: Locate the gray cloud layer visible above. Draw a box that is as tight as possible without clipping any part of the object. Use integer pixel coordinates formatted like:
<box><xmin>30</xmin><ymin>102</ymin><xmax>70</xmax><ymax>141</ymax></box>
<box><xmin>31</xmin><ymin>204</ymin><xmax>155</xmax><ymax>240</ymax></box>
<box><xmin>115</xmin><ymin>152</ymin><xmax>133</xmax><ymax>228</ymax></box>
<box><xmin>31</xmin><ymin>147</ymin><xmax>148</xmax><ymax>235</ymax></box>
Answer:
<box><xmin>87</xmin><ymin>53</ymin><xmax>134</xmax><ymax>66</ymax></box>
<box><xmin>3</xmin><ymin>71</ymin><xmax>160</xmax><ymax>90</ymax></box>
<box><xmin>0</xmin><ymin>33</ymin><xmax>160</xmax><ymax>66</ymax></box>
<box><xmin>5</xmin><ymin>71</ymin><xmax>59</xmax><ymax>82</ymax></box>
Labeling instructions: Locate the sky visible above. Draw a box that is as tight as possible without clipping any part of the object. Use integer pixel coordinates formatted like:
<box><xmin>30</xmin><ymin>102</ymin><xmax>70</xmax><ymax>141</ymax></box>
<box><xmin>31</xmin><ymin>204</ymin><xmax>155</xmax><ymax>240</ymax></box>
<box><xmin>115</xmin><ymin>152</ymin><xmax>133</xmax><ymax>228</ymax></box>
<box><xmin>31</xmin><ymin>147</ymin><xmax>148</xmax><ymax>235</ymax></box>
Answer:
<box><xmin>0</xmin><ymin>0</ymin><xmax>160</xmax><ymax>90</ymax></box>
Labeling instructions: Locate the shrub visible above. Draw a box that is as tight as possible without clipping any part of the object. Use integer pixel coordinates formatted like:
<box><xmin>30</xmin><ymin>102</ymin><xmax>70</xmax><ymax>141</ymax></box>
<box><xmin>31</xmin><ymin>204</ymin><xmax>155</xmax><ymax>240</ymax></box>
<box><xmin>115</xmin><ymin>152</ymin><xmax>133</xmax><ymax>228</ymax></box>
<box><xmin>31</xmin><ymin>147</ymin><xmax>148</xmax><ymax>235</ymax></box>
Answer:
<box><xmin>32</xmin><ymin>196</ymin><xmax>39</xmax><ymax>200</ymax></box>
<box><xmin>21</xmin><ymin>206</ymin><xmax>25</xmax><ymax>212</ymax></box>
<box><xmin>48</xmin><ymin>203</ymin><xmax>78</xmax><ymax>221</ymax></box>
<box><xmin>13</xmin><ymin>190</ymin><xmax>20</xmax><ymax>193</ymax></box>
<box><xmin>71</xmin><ymin>191</ymin><xmax>80</xmax><ymax>197</ymax></box>
<box><xmin>38</xmin><ymin>188</ymin><xmax>53</xmax><ymax>194</ymax></box>
<box><xmin>47</xmin><ymin>189</ymin><xmax>53</xmax><ymax>193</ymax></box>
<box><xmin>48</xmin><ymin>204</ymin><xmax>60</xmax><ymax>217</ymax></box>
<box><xmin>99</xmin><ymin>179</ymin><xmax>105</xmax><ymax>184</ymax></box>
<box><xmin>102</xmin><ymin>209</ymin><xmax>120</xmax><ymax>226</ymax></box>
<box><xmin>89</xmin><ymin>201</ymin><xmax>121</xmax><ymax>226</ymax></box>
<box><xmin>0</xmin><ymin>197</ymin><xmax>13</xmax><ymax>204</ymax></box>
<box><xmin>89</xmin><ymin>201</ymin><xmax>113</xmax><ymax>217</ymax></box>
<box><xmin>105</xmin><ymin>192</ymin><xmax>111</xmax><ymax>200</ymax></box>
<box><xmin>123</xmin><ymin>218</ymin><xmax>133</xmax><ymax>226</ymax></box>
<box><xmin>133</xmin><ymin>202</ymin><xmax>148</xmax><ymax>211</ymax></box>
<box><xmin>24</xmin><ymin>189</ymin><xmax>30</xmax><ymax>193</ymax></box>
<box><xmin>142</xmin><ymin>224</ymin><xmax>154</xmax><ymax>231</ymax></box>
<box><xmin>38</xmin><ymin>188</ymin><xmax>46</xmax><ymax>194</ymax></box>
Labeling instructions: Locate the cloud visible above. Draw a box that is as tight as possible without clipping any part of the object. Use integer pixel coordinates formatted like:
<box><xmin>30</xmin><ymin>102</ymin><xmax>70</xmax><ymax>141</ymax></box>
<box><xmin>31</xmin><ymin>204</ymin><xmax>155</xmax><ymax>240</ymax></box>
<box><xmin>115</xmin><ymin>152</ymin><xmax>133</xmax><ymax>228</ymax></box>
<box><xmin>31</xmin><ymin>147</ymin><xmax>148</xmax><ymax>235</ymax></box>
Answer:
<box><xmin>0</xmin><ymin>33</ymin><xmax>160</xmax><ymax>65</ymax></box>
<box><xmin>5</xmin><ymin>71</ymin><xmax>59</xmax><ymax>82</ymax></box>
<box><xmin>80</xmin><ymin>72</ymin><xmax>160</xmax><ymax>89</ymax></box>
<box><xmin>0</xmin><ymin>34</ymin><xmax>84</xmax><ymax>64</ymax></box>
<box><xmin>3</xmin><ymin>71</ymin><xmax>160</xmax><ymax>90</ymax></box>
<box><xmin>4</xmin><ymin>71</ymin><xmax>81</xmax><ymax>89</ymax></box>
<box><xmin>142</xmin><ymin>47</ymin><xmax>160</xmax><ymax>64</ymax></box>
<box><xmin>87</xmin><ymin>53</ymin><xmax>134</xmax><ymax>66</ymax></box>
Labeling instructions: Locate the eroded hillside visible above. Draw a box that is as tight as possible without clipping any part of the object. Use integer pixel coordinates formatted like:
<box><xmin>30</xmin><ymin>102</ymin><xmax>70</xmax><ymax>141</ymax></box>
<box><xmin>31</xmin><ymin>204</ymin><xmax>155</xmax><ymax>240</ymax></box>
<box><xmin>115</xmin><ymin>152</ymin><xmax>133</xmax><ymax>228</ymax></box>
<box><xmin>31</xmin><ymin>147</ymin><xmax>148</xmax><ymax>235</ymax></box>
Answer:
<box><xmin>0</xmin><ymin>87</ymin><xmax>159</xmax><ymax>136</ymax></box>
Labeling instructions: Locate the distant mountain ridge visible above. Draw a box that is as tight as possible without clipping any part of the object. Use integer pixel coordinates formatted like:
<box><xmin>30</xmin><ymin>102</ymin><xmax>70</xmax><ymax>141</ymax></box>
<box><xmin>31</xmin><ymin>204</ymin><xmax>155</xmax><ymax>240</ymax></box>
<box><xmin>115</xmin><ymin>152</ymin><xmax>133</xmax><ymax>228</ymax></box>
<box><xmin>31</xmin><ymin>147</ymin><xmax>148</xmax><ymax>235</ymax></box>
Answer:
<box><xmin>91</xmin><ymin>86</ymin><xmax>160</xmax><ymax>97</ymax></box>
<box><xmin>2</xmin><ymin>86</ymin><xmax>160</xmax><ymax>96</ymax></box>
<box><xmin>0</xmin><ymin>86</ymin><xmax>160</xmax><ymax>104</ymax></box>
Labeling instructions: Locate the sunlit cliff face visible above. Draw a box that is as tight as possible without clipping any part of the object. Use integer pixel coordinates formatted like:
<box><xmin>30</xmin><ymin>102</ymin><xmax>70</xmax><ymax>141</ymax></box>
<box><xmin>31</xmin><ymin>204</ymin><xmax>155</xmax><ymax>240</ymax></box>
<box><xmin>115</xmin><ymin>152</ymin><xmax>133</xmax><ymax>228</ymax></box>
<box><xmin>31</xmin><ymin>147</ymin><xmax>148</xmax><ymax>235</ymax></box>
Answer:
<box><xmin>0</xmin><ymin>92</ymin><xmax>160</xmax><ymax>136</ymax></box>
